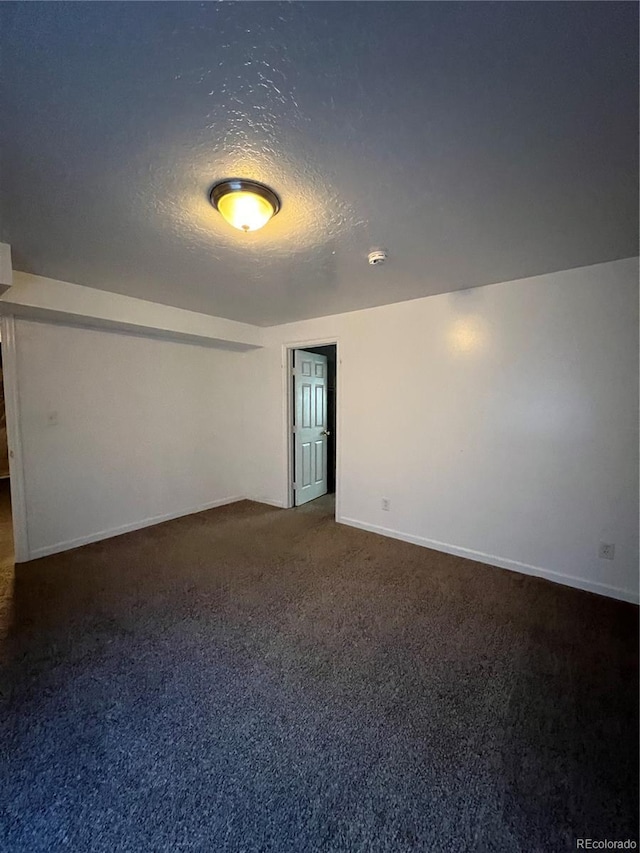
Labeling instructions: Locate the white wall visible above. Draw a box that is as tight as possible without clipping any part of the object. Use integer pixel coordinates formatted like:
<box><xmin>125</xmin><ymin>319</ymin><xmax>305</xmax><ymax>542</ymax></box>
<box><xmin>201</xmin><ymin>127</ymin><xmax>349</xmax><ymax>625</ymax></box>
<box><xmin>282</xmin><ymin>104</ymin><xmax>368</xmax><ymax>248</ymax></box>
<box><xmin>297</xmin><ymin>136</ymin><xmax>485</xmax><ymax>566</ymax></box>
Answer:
<box><xmin>14</xmin><ymin>320</ymin><xmax>245</xmax><ymax>558</ymax></box>
<box><xmin>244</xmin><ymin>258</ymin><xmax>639</xmax><ymax>602</ymax></box>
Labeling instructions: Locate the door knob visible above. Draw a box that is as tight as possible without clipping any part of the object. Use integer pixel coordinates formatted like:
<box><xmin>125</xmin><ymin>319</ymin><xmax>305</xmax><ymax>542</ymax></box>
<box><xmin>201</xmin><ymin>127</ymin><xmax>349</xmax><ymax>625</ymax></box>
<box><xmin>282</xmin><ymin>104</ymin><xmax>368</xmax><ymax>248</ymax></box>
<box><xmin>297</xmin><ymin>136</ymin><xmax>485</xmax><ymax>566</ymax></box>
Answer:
<box><xmin>320</xmin><ymin>429</ymin><xmax>331</xmax><ymax>436</ymax></box>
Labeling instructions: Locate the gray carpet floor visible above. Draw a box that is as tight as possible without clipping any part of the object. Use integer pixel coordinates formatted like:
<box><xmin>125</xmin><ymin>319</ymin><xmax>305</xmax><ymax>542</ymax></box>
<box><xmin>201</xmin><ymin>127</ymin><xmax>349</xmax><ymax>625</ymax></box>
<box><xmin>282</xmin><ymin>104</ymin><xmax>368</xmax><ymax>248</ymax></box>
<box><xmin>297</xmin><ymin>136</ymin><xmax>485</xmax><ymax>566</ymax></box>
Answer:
<box><xmin>1</xmin><ymin>496</ymin><xmax>638</xmax><ymax>852</ymax></box>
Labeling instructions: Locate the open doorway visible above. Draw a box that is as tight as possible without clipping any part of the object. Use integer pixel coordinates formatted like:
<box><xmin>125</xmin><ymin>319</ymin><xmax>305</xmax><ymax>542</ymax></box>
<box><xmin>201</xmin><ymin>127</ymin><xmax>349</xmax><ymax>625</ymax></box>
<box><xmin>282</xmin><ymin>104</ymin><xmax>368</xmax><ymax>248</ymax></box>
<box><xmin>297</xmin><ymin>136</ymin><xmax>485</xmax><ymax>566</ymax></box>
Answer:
<box><xmin>0</xmin><ymin>339</ymin><xmax>14</xmax><ymax>571</ymax></box>
<box><xmin>0</xmin><ymin>316</ymin><xmax>28</xmax><ymax>564</ymax></box>
<box><xmin>286</xmin><ymin>342</ymin><xmax>338</xmax><ymax>513</ymax></box>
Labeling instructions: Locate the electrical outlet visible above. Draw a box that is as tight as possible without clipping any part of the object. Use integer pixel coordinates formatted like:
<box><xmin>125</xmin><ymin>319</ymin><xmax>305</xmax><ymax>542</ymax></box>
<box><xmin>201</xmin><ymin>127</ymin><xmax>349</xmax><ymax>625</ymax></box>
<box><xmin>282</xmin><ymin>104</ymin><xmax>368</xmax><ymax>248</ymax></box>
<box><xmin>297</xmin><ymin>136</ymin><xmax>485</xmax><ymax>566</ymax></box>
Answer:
<box><xmin>46</xmin><ymin>411</ymin><xmax>58</xmax><ymax>427</ymax></box>
<box><xmin>381</xmin><ymin>498</ymin><xmax>390</xmax><ymax>511</ymax></box>
<box><xmin>598</xmin><ymin>542</ymin><xmax>615</xmax><ymax>560</ymax></box>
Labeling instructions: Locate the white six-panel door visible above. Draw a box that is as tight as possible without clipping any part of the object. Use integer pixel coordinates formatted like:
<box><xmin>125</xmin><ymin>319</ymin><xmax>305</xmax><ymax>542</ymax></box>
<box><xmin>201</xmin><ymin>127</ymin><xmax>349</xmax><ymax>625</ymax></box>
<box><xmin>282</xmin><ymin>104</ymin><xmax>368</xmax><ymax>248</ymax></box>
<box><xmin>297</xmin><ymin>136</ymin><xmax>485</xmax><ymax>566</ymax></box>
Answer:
<box><xmin>294</xmin><ymin>350</ymin><xmax>328</xmax><ymax>506</ymax></box>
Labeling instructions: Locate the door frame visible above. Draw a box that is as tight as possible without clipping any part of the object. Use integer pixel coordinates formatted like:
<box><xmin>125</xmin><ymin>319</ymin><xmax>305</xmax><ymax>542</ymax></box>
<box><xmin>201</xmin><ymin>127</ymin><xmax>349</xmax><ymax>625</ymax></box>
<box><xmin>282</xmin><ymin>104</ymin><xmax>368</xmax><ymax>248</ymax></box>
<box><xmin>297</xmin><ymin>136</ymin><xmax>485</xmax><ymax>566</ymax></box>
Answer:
<box><xmin>282</xmin><ymin>338</ymin><xmax>341</xmax><ymax>519</ymax></box>
<box><xmin>0</xmin><ymin>314</ymin><xmax>29</xmax><ymax>562</ymax></box>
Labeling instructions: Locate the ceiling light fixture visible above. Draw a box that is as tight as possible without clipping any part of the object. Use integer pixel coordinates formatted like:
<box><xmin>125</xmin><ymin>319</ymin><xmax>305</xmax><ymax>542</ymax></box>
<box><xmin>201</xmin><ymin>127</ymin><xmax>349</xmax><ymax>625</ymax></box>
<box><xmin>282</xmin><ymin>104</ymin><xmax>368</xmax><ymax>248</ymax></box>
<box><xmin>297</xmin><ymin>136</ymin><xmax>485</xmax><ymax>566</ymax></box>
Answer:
<box><xmin>210</xmin><ymin>179</ymin><xmax>281</xmax><ymax>233</ymax></box>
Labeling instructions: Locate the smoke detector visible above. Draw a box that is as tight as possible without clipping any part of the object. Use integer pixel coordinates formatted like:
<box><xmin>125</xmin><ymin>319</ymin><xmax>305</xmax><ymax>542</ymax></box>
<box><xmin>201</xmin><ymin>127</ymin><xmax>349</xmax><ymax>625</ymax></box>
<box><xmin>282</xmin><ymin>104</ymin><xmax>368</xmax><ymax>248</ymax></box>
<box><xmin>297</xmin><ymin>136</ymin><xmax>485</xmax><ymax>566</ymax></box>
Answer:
<box><xmin>368</xmin><ymin>249</ymin><xmax>388</xmax><ymax>266</ymax></box>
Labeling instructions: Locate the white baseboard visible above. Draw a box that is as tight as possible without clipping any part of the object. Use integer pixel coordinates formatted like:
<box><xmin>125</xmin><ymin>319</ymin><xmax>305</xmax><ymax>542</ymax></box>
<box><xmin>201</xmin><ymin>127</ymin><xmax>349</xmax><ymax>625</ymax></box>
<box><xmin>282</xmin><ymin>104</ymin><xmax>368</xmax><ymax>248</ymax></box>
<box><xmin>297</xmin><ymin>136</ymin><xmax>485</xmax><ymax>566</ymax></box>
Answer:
<box><xmin>27</xmin><ymin>496</ymin><xmax>244</xmax><ymax>561</ymax></box>
<box><xmin>24</xmin><ymin>501</ymin><xmax>639</xmax><ymax>605</ymax></box>
<box><xmin>338</xmin><ymin>516</ymin><xmax>639</xmax><ymax>605</ymax></box>
<box><xmin>245</xmin><ymin>497</ymin><xmax>286</xmax><ymax>509</ymax></box>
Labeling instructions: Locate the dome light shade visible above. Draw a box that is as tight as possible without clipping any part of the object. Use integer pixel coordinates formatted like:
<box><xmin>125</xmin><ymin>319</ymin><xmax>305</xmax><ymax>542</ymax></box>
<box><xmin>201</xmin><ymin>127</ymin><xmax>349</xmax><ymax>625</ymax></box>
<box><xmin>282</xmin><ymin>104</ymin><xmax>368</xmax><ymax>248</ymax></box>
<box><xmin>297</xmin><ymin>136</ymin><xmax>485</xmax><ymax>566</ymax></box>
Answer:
<box><xmin>210</xmin><ymin>179</ymin><xmax>281</xmax><ymax>232</ymax></box>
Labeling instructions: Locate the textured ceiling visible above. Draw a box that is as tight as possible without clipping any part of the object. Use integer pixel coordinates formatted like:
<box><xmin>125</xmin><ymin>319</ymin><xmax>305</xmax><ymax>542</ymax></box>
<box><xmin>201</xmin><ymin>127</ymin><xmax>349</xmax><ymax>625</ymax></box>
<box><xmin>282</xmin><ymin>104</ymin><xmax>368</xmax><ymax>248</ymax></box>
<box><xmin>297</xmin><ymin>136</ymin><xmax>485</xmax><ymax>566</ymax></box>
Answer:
<box><xmin>0</xmin><ymin>2</ymin><xmax>637</xmax><ymax>326</ymax></box>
